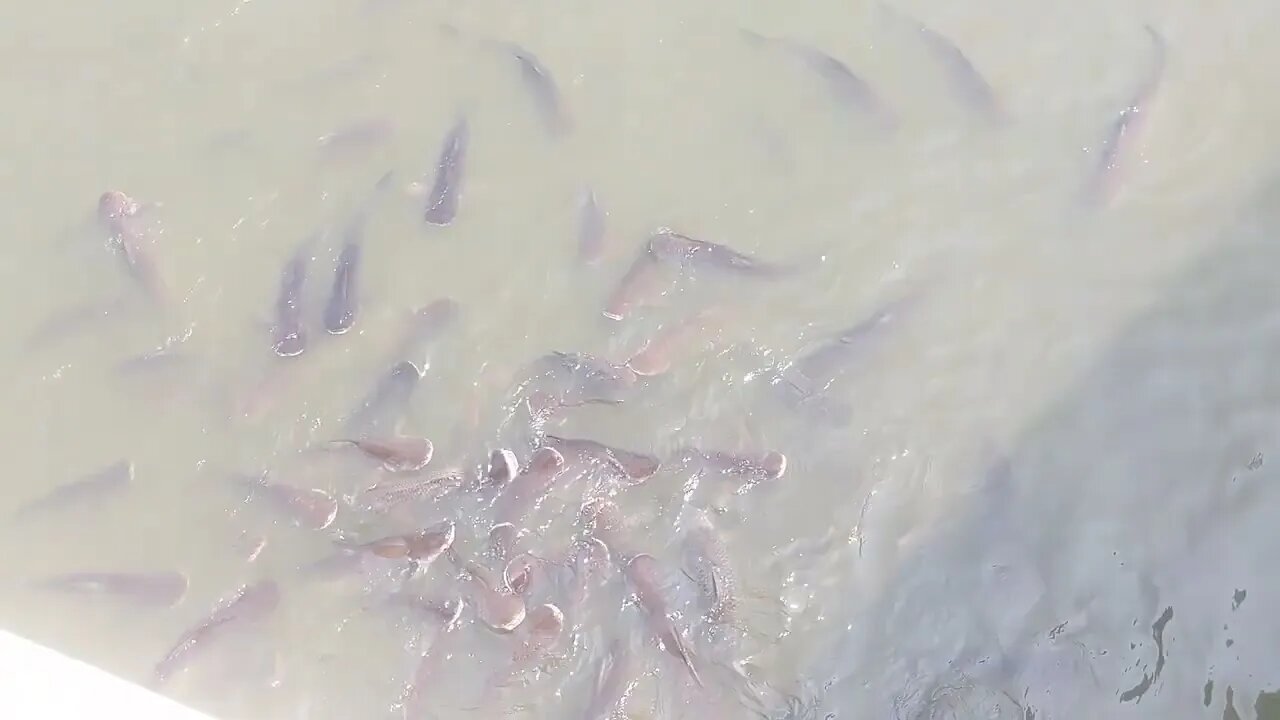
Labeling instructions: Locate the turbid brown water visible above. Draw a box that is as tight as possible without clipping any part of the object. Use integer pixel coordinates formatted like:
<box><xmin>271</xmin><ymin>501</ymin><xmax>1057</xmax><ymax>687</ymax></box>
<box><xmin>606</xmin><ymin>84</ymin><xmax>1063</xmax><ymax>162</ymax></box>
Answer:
<box><xmin>3</xmin><ymin>1</ymin><xmax>1280</xmax><ymax>719</ymax></box>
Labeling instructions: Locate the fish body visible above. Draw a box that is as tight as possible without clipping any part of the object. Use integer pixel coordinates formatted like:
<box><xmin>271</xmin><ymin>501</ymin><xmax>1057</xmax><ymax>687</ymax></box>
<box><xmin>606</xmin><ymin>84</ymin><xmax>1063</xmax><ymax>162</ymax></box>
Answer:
<box><xmin>1084</xmin><ymin>25</ymin><xmax>1167</xmax><ymax>208</ymax></box>
<box><xmin>423</xmin><ymin>117</ymin><xmax>470</xmax><ymax>226</ymax></box>
<box><xmin>13</xmin><ymin>460</ymin><xmax>133</xmax><ymax>519</ymax></box>
<box><xmin>624</xmin><ymin>554</ymin><xmax>702</xmax><ymax>687</ymax></box>
<box><xmin>330</xmin><ymin>436</ymin><xmax>434</xmax><ymax>472</ymax></box>
<box><xmin>344</xmin><ymin>360</ymin><xmax>424</xmax><ymax>437</ymax></box>
<box><xmin>508</xmin><ymin>44</ymin><xmax>570</xmax><ymax>136</ymax></box>
<box><xmin>876</xmin><ymin>3</ymin><xmax>1003</xmax><ymax>123</ymax></box>
<box><xmin>153</xmin><ymin>580</ymin><xmax>280</xmax><ymax>686</ymax></box>
<box><xmin>37</xmin><ymin>570</ymin><xmax>188</xmax><ymax>607</ymax></box>
<box><xmin>324</xmin><ymin>240</ymin><xmax>362</xmax><ymax>334</ymax></box>
<box><xmin>582</xmin><ymin>637</ymin><xmax>635</xmax><ymax>720</ymax></box>
<box><xmin>272</xmin><ymin>235</ymin><xmax>316</xmax><ymax>357</ymax></box>
<box><xmin>603</xmin><ymin>245</ymin><xmax>669</xmax><ymax>321</ymax></box>
<box><xmin>394</xmin><ymin>298</ymin><xmax>460</xmax><ymax>370</ymax></box>
<box><xmin>544</xmin><ymin>435</ymin><xmax>660</xmax><ymax>483</ymax></box>
<box><xmin>647</xmin><ymin>230</ymin><xmax>794</xmax><ymax>278</ymax></box>
<box><xmin>626</xmin><ymin>307</ymin><xmax>723</xmax><ymax>377</ymax></box>
<box><xmin>576</xmin><ymin>188</ymin><xmax>607</xmax><ymax>263</ymax></box>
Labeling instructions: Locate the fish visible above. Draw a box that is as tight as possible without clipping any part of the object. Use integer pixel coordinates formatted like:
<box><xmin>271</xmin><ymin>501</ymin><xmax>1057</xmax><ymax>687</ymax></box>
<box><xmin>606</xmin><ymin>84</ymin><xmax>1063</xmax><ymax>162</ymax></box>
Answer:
<box><xmin>323</xmin><ymin>240</ymin><xmax>362</xmax><ymax>335</ymax></box>
<box><xmin>783</xmin><ymin>294</ymin><xmax>916</xmax><ymax>393</ymax></box>
<box><xmin>506</xmin><ymin>44</ymin><xmax>570</xmax><ymax>137</ymax></box>
<box><xmin>36</xmin><ymin>570</ymin><xmax>188</xmax><ymax>608</ymax></box>
<box><xmin>97</xmin><ymin>191</ymin><xmax>171</xmax><ymax>305</ymax></box>
<box><xmin>576</xmin><ymin>187</ymin><xmax>607</xmax><ymax>263</ymax></box>
<box><xmin>682</xmin><ymin>509</ymin><xmax>738</xmax><ymax>626</ymax></box>
<box><xmin>485</xmin><ymin>448</ymin><xmax>520</xmax><ymax>487</ymax></box>
<box><xmin>647</xmin><ymin>229</ymin><xmax>796</xmax><ymax>278</ymax></box>
<box><xmin>1083</xmin><ymin>25</ymin><xmax>1167</xmax><ymax>208</ymax></box>
<box><xmin>316</xmin><ymin>523</ymin><xmax>456</xmax><ymax>582</ymax></box>
<box><xmin>328</xmin><ymin>436</ymin><xmax>434</xmax><ymax>472</ymax></box>
<box><xmin>13</xmin><ymin>459</ymin><xmax>133</xmax><ymax>520</ymax></box>
<box><xmin>422</xmin><ymin>117</ymin><xmax>470</xmax><ymax>226</ymax></box>
<box><xmin>581</xmin><ymin>637</ymin><xmax>637</xmax><ymax>720</ymax></box>
<box><xmin>543</xmin><ymin>435</ymin><xmax>660</xmax><ymax>483</ymax></box>
<box><xmin>565</xmin><ymin>537</ymin><xmax>612</xmax><ymax>628</ymax></box>
<box><xmin>626</xmin><ymin>306</ymin><xmax>724</xmax><ymax>377</ymax></box>
<box><xmin>450</xmin><ymin>554</ymin><xmax>527</xmax><ymax>633</ymax></box>
<box><xmin>875</xmin><ymin>3</ymin><xmax>1003</xmax><ymax>123</ymax></box>
<box><xmin>603</xmin><ymin>245</ymin><xmax>669</xmax><ymax>321</ymax></box>
<box><xmin>489</xmin><ymin>447</ymin><xmax>567</xmax><ymax>558</ymax></box>
<box><xmin>523</xmin><ymin>351</ymin><xmax>638</xmax><ymax>406</ymax></box>
<box><xmin>344</xmin><ymin>360</ymin><xmax>424</xmax><ymax>437</ymax></box>
<box><xmin>624</xmin><ymin>553</ymin><xmax>702</xmax><ymax>687</ymax></box>
<box><xmin>230</xmin><ymin>473</ymin><xmax>338</xmax><ymax>531</ymax></box>
<box><xmin>740</xmin><ymin>31</ymin><xmax>894</xmax><ymax>129</ymax></box>
<box><xmin>675</xmin><ymin>446</ymin><xmax>787</xmax><ymax>486</ymax></box>
<box><xmin>272</xmin><ymin>235</ymin><xmax>316</xmax><ymax>357</ymax></box>
<box><xmin>393</xmin><ymin>298</ymin><xmax>461</xmax><ymax>370</ymax></box>
<box><xmin>317</xmin><ymin>117</ymin><xmax>395</xmax><ymax>156</ymax></box>
<box><xmin>324</xmin><ymin>171</ymin><xmax>394</xmax><ymax>335</ymax></box>
<box><xmin>477</xmin><ymin>603</ymin><xmax>565</xmax><ymax>707</ymax></box>
<box><xmin>359</xmin><ymin>470</ymin><xmax>465</xmax><ymax>513</ymax></box>
<box><xmin>153</xmin><ymin>580</ymin><xmax>281</xmax><ymax>686</ymax></box>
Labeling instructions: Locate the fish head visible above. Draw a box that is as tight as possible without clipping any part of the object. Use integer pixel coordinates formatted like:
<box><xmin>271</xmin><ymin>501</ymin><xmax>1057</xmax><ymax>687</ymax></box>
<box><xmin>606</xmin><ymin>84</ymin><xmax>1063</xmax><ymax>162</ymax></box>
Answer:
<box><xmin>97</xmin><ymin>191</ymin><xmax>138</xmax><ymax>222</ymax></box>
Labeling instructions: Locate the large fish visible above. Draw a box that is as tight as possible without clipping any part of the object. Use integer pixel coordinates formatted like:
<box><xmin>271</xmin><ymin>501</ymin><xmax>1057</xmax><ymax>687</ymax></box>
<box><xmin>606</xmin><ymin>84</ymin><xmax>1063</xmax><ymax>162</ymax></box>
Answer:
<box><xmin>875</xmin><ymin>3</ymin><xmax>1004</xmax><ymax>124</ymax></box>
<box><xmin>324</xmin><ymin>171</ymin><xmax>394</xmax><ymax>335</ymax></box>
<box><xmin>506</xmin><ymin>43</ymin><xmax>570</xmax><ymax>137</ymax></box>
<box><xmin>488</xmin><ymin>447</ymin><xmax>566</xmax><ymax>558</ymax></box>
<box><xmin>272</xmin><ymin>235</ymin><xmax>317</xmax><ymax>357</ymax></box>
<box><xmin>1082</xmin><ymin>25</ymin><xmax>1167</xmax><ymax>208</ymax></box>
<box><xmin>576</xmin><ymin>187</ymin><xmax>607</xmax><ymax>263</ymax></box>
<box><xmin>12</xmin><ymin>460</ymin><xmax>133</xmax><ymax>520</ymax></box>
<box><xmin>422</xmin><ymin>117</ymin><xmax>470</xmax><ymax>226</ymax></box>
<box><xmin>647</xmin><ymin>229</ymin><xmax>798</xmax><ymax>278</ymax></box>
<box><xmin>36</xmin><ymin>570</ymin><xmax>188</xmax><ymax>608</ymax></box>
<box><xmin>97</xmin><ymin>191</ymin><xmax>171</xmax><ymax>305</ymax></box>
<box><xmin>740</xmin><ymin>30</ymin><xmax>895</xmax><ymax>130</ymax></box>
<box><xmin>153</xmin><ymin>580</ymin><xmax>280</xmax><ymax>686</ymax></box>
<box><xmin>624</xmin><ymin>553</ymin><xmax>703</xmax><ymax>687</ymax></box>
<box><xmin>392</xmin><ymin>298</ymin><xmax>461</xmax><ymax>370</ymax></box>
<box><xmin>344</xmin><ymin>360</ymin><xmax>424</xmax><ymax>437</ymax></box>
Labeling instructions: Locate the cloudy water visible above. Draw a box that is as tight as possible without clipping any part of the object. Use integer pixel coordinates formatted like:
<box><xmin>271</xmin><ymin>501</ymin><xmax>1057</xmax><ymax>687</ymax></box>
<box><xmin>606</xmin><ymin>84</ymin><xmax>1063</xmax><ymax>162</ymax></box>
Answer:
<box><xmin>2</xmin><ymin>0</ymin><xmax>1280</xmax><ymax>717</ymax></box>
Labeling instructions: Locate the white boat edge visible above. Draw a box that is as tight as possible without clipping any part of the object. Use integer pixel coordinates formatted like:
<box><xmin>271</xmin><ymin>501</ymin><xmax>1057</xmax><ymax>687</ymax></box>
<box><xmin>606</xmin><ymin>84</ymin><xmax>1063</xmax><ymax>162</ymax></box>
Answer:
<box><xmin>0</xmin><ymin>629</ymin><xmax>217</xmax><ymax>719</ymax></box>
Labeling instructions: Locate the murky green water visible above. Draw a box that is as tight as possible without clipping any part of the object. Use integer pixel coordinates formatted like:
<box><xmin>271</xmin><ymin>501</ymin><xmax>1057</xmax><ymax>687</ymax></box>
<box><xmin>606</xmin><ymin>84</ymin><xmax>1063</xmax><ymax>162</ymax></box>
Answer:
<box><xmin>3</xmin><ymin>0</ymin><xmax>1280</xmax><ymax>718</ymax></box>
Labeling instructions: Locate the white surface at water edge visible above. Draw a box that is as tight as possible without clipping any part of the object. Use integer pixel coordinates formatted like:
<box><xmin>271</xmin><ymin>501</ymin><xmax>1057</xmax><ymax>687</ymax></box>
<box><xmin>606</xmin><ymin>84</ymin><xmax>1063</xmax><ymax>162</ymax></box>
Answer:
<box><xmin>0</xmin><ymin>629</ymin><xmax>216</xmax><ymax>720</ymax></box>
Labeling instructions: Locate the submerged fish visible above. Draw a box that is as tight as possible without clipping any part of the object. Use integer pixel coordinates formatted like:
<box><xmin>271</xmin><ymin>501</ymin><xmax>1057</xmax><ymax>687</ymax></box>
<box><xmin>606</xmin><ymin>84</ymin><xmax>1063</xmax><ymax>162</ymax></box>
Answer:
<box><xmin>393</xmin><ymin>298</ymin><xmax>461</xmax><ymax>370</ymax></box>
<box><xmin>876</xmin><ymin>3</ymin><xmax>1003</xmax><ymax>123</ymax></box>
<box><xmin>97</xmin><ymin>191</ymin><xmax>171</xmax><ymax>305</ymax></box>
<box><xmin>543</xmin><ymin>435</ymin><xmax>660</xmax><ymax>483</ymax></box>
<box><xmin>344</xmin><ymin>360</ymin><xmax>425</xmax><ymax>437</ymax></box>
<box><xmin>582</xmin><ymin>637</ymin><xmax>637</xmax><ymax>720</ymax></box>
<box><xmin>647</xmin><ymin>229</ymin><xmax>796</xmax><ymax>278</ymax></box>
<box><xmin>325</xmin><ymin>171</ymin><xmax>394</xmax><ymax>335</ymax></box>
<box><xmin>317</xmin><ymin>117</ymin><xmax>395</xmax><ymax>156</ymax></box>
<box><xmin>1083</xmin><ymin>25</ymin><xmax>1167</xmax><ymax>208</ymax></box>
<box><xmin>523</xmin><ymin>351</ymin><xmax>638</xmax><ymax>406</ymax></box>
<box><xmin>485</xmin><ymin>448</ymin><xmax>520</xmax><ymax>487</ymax></box>
<box><xmin>13</xmin><ymin>459</ymin><xmax>133</xmax><ymax>519</ymax></box>
<box><xmin>741</xmin><ymin>31</ymin><xmax>894</xmax><ymax>129</ymax></box>
<box><xmin>675</xmin><ymin>446</ymin><xmax>787</xmax><ymax>487</ymax></box>
<box><xmin>328</xmin><ymin>436</ymin><xmax>434</xmax><ymax>473</ymax></box>
<box><xmin>576</xmin><ymin>187</ymin><xmax>607</xmax><ymax>263</ymax></box>
<box><xmin>36</xmin><ymin>570</ymin><xmax>188</xmax><ymax>608</ymax></box>
<box><xmin>489</xmin><ymin>447</ymin><xmax>566</xmax><ymax>557</ymax></box>
<box><xmin>272</xmin><ymin>235</ymin><xmax>316</xmax><ymax>357</ymax></box>
<box><xmin>624</xmin><ymin>553</ymin><xmax>702</xmax><ymax>687</ymax></box>
<box><xmin>422</xmin><ymin>117</ymin><xmax>470</xmax><ymax>226</ymax></box>
<box><xmin>626</xmin><ymin>306</ymin><xmax>724</xmax><ymax>377</ymax></box>
<box><xmin>603</xmin><ymin>247</ymin><xmax>669</xmax><ymax>321</ymax></box>
<box><xmin>682</xmin><ymin>509</ymin><xmax>739</xmax><ymax>626</ymax></box>
<box><xmin>230</xmin><ymin>472</ymin><xmax>338</xmax><ymax>531</ymax></box>
<box><xmin>359</xmin><ymin>470</ymin><xmax>465</xmax><ymax>513</ymax></box>
<box><xmin>153</xmin><ymin>580</ymin><xmax>280</xmax><ymax>686</ymax></box>
<box><xmin>506</xmin><ymin>43</ymin><xmax>570</xmax><ymax>137</ymax></box>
